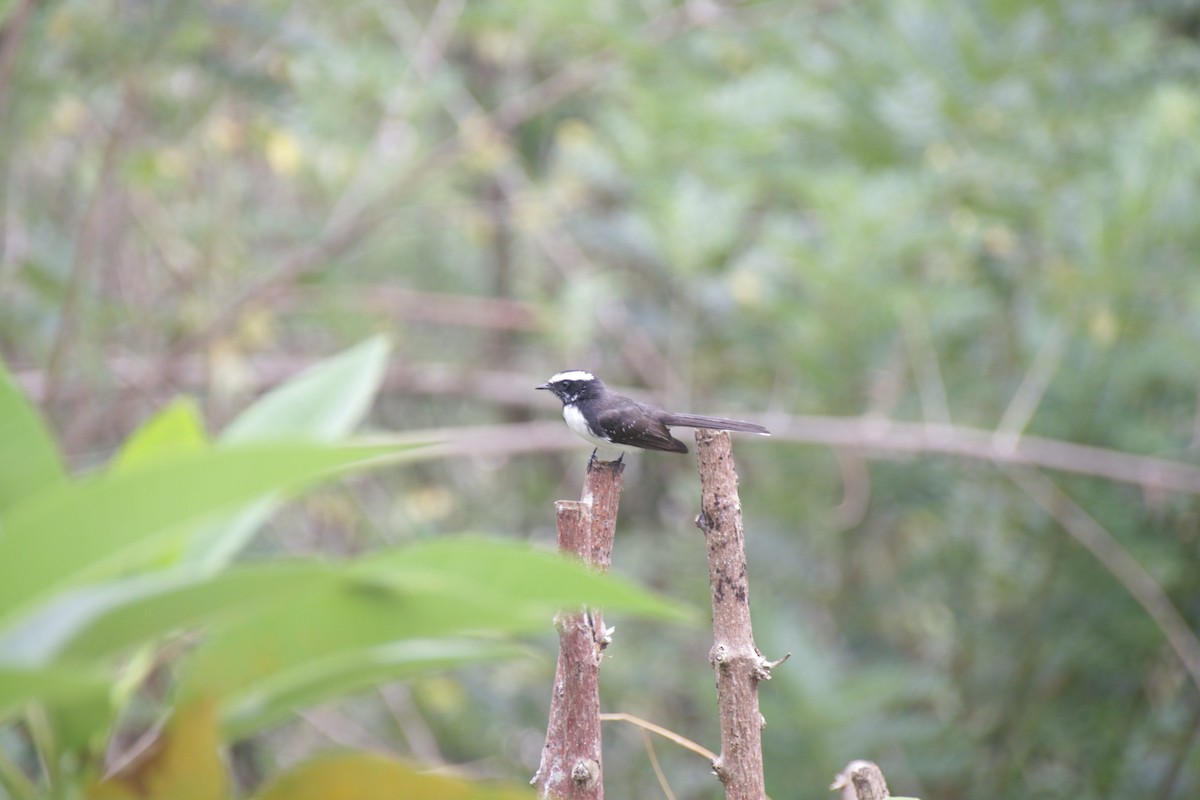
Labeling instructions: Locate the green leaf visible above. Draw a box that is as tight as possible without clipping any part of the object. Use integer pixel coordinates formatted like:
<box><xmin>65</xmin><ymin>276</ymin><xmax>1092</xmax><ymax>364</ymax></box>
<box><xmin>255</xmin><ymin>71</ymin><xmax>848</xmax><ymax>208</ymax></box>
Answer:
<box><xmin>183</xmin><ymin>335</ymin><xmax>391</xmax><ymax>569</ymax></box>
<box><xmin>177</xmin><ymin>538</ymin><xmax>690</xmax><ymax>733</ymax></box>
<box><xmin>0</xmin><ymin>665</ymin><xmax>109</xmax><ymax>719</ymax></box>
<box><xmin>223</xmin><ymin>638</ymin><xmax>527</xmax><ymax>739</ymax></box>
<box><xmin>253</xmin><ymin>753</ymin><xmax>532</xmax><ymax>800</ymax></box>
<box><xmin>0</xmin><ymin>443</ymin><xmax>384</xmax><ymax>624</ymax></box>
<box><xmin>177</xmin><ymin>578</ymin><xmax>516</xmax><ymax>706</ymax></box>
<box><xmin>0</xmin><ymin>358</ymin><xmax>66</xmax><ymax>511</ymax></box>
<box><xmin>0</xmin><ymin>563</ymin><xmax>340</xmax><ymax>665</ymax></box>
<box><xmin>363</xmin><ymin>536</ymin><xmax>694</xmax><ymax>623</ymax></box>
<box><xmin>221</xmin><ymin>335</ymin><xmax>389</xmax><ymax>443</ymax></box>
<box><xmin>111</xmin><ymin>397</ymin><xmax>209</xmax><ymax>473</ymax></box>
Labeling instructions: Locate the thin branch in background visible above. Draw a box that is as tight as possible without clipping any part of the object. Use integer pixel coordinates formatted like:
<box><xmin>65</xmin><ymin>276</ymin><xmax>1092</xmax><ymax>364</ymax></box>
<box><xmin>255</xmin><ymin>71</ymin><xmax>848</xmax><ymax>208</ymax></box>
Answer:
<box><xmin>832</xmin><ymin>447</ymin><xmax>871</xmax><ymax>530</ymax></box>
<box><xmin>1007</xmin><ymin>467</ymin><xmax>1200</xmax><ymax>693</ymax></box>
<box><xmin>900</xmin><ymin>304</ymin><xmax>951</xmax><ymax>425</ymax></box>
<box><xmin>640</xmin><ymin>729</ymin><xmax>678</xmax><ymax>800</ymax></box>
<box><xmin>487</xmin><ymin>0</ymin><xmax>698</xmax><ymax>135</ymax></box>
<box><xmin>17</xmin><ymin>344</ymin><xmax>1200</xmax><ymax>499</ymax></box>
<box><xmin>379</xmin><ymin>683</ymin><xmax>447</xmax><ymax>766</ymax></box>
<box><xmin>410</xmin><ymin>0</ymin><xmax>464</xmax><ymax>73</ymax></box>
<box><xmin>1193</xmin><ymin>374</ymin><xmax>1200</xmax><ymax>451</ymax></box>
<box><xmin>278</xmin><ymin>286</ymin><xmax>541</xmax><ymax>332</ymax></box>
<box><xmin>1152</xmin><ymin>699</ymin><xmax>1200</xmax><ymax>800</ymax></box>
<box><xmin>768</xmin><ymin>415</ymin><xmax>1200</xmax><ymax>497</ymax></box>
<box><xmin>385</xmin><ymin>0</ymin><xmax>700</xmax><ymax>390</ymax></box>
<box><xmin>321</xmin><ymin>0</ymin><xmax>465</xmax><ymax>236</ymax></box>
<box><xmin>162</xmin><ymin>138</ymin><xmax>463</xmax><ymax>364</ymax></box>
<box><xmin>368</xmin><ymin>411</ymin><xmax>1200</xmax><ymax>498</ymax></box>
<box><xmin>0</xmin><ymin>0</ymin><xmax>41</xmax><ymax>121</ymax></box>
<box><xmin>981</xmin><ymin>534</ymin><xmax>1068</xmax><ymax>794</ymax></box>
<box><xmin>598</xmin><ymin>712</ymin><xmax>717</xmax><ymax>762</ymax></box>
<box><xmin>0</xmin><ymin>738</ymin><xmax>39</xmax><ymax>800</ymax></box>
<box><xmin>864</xmin><ymin>336</ymin><xmax>909</xmax><ymax>421</ymax></box>
<box><xmin>299</xmin><ymin>708</ymin><xmax>397</xmax><ymax>755</ymax></box>
<box><xmin>41</xmin><ymin>86</ymin><xmax>134</xmax><ymax>418</ymax></box>
<box><xmin>994</xmin><ymin>321</ymin><xmax>1069</xmax><ymax>450</ymax></box>
<box><xmin>0</xmin><ymin>0</ymin><xmax>44</xmax><ymax>266</ymax></box>
<box><xmin>173</xmin><ymin>0</ymin><xmax>703</xmax><ymax>383</ymax></box>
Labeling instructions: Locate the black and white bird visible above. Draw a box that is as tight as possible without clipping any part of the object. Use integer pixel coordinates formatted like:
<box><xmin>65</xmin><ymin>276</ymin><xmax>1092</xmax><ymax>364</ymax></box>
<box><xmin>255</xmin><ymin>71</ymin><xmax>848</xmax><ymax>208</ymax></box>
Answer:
<box><xmin>537</xmin><ymin>370</ymin><xmax>770</xmax><ymax>462</ymax></box>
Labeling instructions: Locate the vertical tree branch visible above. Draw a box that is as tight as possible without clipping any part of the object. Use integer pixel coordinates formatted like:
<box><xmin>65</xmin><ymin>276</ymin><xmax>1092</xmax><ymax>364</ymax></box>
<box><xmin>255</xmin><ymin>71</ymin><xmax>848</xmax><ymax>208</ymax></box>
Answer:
<box><xmin>534</xmin><ymin>459</ymin><xmax>624</xmax><ymax>799</ymax></box>
<box><xmin>42</xmin><ymin>86</ymin><xmax>133</xmax><ymax>421</ymax></box>
<box><xmin>695</xmin><ymin>430</ymin><xmax>783</xmax><ymax>800</ymax></box>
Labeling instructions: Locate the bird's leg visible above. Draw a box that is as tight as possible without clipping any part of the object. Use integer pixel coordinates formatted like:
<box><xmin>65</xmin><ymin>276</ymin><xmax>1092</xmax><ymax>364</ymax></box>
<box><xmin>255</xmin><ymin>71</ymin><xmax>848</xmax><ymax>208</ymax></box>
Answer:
<box><xmin>587</xmin><ymin>449</ymin><xmax>625</xmax><ymax>474</ymax></box>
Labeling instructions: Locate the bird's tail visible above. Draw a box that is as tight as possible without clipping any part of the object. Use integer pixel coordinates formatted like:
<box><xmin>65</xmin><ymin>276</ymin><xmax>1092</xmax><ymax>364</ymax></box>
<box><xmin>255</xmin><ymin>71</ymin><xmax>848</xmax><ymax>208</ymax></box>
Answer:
<box><xmin>660</xmin><ymin>413</ymin><xmax>770</xmax><ymax>435</ymax></box>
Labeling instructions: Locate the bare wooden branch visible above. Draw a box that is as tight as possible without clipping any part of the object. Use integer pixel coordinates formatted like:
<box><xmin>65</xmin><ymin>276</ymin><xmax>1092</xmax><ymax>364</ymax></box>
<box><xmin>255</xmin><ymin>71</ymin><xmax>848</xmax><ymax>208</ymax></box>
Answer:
<box><xmin>368</xmin><ymin>411</ymin><xmax>1200</xmax><ymax>497</ymax></box>
<box><xmin>534</xmin><ymin>459</ymin><xmax>624</xmax><ymax>799</ymax></box>
<box><xmin>830</xmin><ymin>760</ymin><xmax>891</xmax><ymax>800</ymax></box>
<box><xmin>1008</xmin><ymin>468</ymin><xmax>1200</xmax><ymax>693</ymax></box>
<box><xmin>695</xmin><ymin>429</ymin><xmax>779</xmax><ymax>800</ymax></box>
<box><xmin>598</xmin><ymin>712</ymin><xmax>717</xmax><ymax>762</ymax></box>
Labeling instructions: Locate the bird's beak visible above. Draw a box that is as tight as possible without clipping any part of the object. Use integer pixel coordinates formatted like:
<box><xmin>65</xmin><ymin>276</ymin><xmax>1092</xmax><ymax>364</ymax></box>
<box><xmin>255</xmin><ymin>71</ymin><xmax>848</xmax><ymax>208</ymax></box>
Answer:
<box><xmin>536</xmin><ymin>383</ymin><xmax>551</xmax><ymax>391</ymax></box>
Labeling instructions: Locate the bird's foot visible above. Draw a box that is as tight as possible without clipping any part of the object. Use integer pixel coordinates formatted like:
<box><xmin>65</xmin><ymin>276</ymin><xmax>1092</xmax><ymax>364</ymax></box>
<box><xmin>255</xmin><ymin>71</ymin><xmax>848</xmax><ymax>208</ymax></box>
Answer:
<box><xmin>587</xmin><ymin>449</ymin><xmax>625</xmax><ymax>474</ymax></box>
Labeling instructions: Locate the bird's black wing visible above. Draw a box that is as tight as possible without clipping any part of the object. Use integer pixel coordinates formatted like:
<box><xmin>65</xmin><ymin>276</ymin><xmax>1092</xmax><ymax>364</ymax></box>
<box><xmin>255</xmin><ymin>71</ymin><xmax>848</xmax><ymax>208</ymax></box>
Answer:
<box><xmin>595</xmin><ymin>404</ymin><xmax>689</xmax><ymax>453</ymax></box>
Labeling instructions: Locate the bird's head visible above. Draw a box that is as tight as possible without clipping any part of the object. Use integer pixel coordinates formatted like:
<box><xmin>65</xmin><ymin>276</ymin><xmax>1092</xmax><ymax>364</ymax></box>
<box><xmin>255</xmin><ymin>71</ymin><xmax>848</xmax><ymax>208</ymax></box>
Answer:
<box><xmin>537</xmin><ymin>370</ymin><xmax>602</xmax><ymax>405</ymax></box>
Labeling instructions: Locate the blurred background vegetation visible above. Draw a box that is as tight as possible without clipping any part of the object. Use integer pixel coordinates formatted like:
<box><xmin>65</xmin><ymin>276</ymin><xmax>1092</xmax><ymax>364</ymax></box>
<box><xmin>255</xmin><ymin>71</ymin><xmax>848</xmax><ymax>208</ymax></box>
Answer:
<box><xmin>2</xmin><ymin>0</ymin><xmax>1200</xmax><ymax>797</ymax></box>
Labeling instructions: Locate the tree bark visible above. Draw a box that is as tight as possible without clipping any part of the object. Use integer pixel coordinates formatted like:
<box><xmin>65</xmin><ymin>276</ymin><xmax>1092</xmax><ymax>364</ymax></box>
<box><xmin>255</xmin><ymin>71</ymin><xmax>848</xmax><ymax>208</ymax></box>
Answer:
<box><xmin>830</xmin><ymin>760</ymin><xmax>892</xmax><ymax>800</ymax></box>
<box><xmin>533</xmin><ymin>459</ymin><xmax>624</xmax><ymax>799</ymax></box>
<box><xmin>695</xmin><ymin>429</ymin><xmax>781</xmax><ymax>800</ymax></box>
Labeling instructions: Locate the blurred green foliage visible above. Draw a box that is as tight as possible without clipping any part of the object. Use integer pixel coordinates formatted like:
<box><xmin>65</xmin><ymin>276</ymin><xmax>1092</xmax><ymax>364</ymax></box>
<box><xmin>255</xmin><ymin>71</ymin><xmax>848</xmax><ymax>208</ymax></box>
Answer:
<box><xmin>2</xmin><ymin>0</ymin><xmax>1200</xmax><ymax>797</ymax></box>
<box><xmin>0</xmin><ymin>345</ymin><xmax>685</xmax><ymax>798</ymax></box>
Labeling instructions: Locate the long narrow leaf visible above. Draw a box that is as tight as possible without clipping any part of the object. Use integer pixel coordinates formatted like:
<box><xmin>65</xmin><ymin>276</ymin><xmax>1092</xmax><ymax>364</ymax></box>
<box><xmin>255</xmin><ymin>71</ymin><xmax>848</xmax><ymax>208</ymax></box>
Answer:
<box><xmin>111</xmin><ymin>398</ymin><xmax>209</xmax><ymax>473</ymax></box>
<box><xmin>184</xmin><ymin>336</ymin><xmax>391</xmax><ymax>569</ymax></box>
<box><xmin>0</xmin><ymin>665</ymin><xmax>108</xmax><ymax>719</ymax></box>
<box><xmin>178</xmin><ymin>538</ymin><xmax>692</xmax><ymax>732</ymax></box>
<box><xmin>177</xmin><ymin>581</ymin><xmax>513</xmax><ymax>704</ymax></box>
<box><xmin>0</xmin><ymin>443</ymin><xmax>382</xmax><ymax>622</ymax></box>
<box><xmin>0</xmin><ymin>360</ymin><xmax>66</xmax><ymax>510</ymax></box>
<box><xmin>361</xmin><ymin>536</ymin><xmax>694</xmax><ymax>622</ymax></box>
<box><xmin>220</xmin><ymin>335</ymin><xmax>389</xmax><ymax>444</ymax></box>
<box><xmin>223</xmin><ymin>638</ymin><xmax>528</xmax><ymax>739</ymax></box>
<box><xmin>0</xmin><ymin>563</ymin><xmax>339</xmax><ymax>665</ymax></box>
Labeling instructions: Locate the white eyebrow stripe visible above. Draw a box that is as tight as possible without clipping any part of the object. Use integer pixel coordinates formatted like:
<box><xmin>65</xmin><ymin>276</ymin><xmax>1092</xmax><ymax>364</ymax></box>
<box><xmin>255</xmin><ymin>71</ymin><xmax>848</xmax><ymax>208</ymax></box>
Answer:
<box><xmin>548</xmin><ymin>370</ymin><xmax>595</xmax><ymax>382</ymax></box>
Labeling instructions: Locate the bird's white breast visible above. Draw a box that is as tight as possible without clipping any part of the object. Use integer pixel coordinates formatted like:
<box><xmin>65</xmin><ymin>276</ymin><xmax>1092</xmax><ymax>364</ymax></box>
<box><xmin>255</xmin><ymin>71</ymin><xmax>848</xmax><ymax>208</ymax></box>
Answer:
<box><xmin>563</xmin><ymin>404</ymin><xmax>600</xmax><ymax>442</ymax></box>
<box><xmin>562</xmin><ymin>403</ymin><xmax>638</xmax><ymax>459</ymax></box>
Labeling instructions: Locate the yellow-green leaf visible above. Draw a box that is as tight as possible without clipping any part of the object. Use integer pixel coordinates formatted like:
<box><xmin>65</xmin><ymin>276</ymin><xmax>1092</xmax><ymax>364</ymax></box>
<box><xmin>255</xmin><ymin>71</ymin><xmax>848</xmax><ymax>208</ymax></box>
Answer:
<box><xmin>0</xmin><ymin>443</ymin><xmax>383</xmax><ymax>623</ymax></box>
<box><xmin>111</xmin><ymin>397</ymin><xmax>209</xmax><ymax>473</ymax></box>
<box><xmin>254</xmin><ymin>753</ymin><xmax>532</xmax><ymax>800</ymax></box>
<box><xmin>0</xmin><ymin>359</ymin><xmax>65</xmax><ymax>510</ymax></box>
<box><xmin>88</xmin><ymin>698</ymin><xmax>225</xmax><ymax>800</ymax></box>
